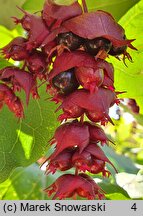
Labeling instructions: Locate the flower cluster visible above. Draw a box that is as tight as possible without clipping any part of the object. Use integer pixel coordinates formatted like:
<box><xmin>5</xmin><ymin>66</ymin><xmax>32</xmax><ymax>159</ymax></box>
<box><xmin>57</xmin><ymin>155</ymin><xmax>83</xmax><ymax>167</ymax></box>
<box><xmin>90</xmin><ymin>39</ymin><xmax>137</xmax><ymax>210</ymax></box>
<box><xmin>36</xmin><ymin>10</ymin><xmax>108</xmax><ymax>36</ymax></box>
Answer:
<box><xmin>0</xmin><ymin>0</ymin><xmax>136</xmax><ymax>199</ymax></box>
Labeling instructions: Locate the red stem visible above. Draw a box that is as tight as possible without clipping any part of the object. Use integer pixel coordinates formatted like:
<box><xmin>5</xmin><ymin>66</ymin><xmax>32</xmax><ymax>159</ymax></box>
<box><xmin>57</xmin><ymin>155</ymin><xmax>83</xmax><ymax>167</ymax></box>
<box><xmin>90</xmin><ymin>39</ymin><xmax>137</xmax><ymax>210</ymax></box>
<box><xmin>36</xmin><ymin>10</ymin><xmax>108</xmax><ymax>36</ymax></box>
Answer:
<box><xmin>73</xmin><ymin>194</ymin><xmax>77</xmax><ymax>200</ymax></box>
<box><xmin>22</xmin><ymin>61</ymin><xmax>27</xmax><ymax>70</ymax></box>
<box><xmin>82</xmin><ymin>0</ymin><xmax>88</xmax><ymax>13</ymax></box>
<box><xmin>75</xmin><ymin>168</ymin><xmax>79</xmax><ymax>176</ymax></box>
<box><xmin>80</xmin><ymin>114</ymin><xmax>84</xmax><ymax>124</ymax></box>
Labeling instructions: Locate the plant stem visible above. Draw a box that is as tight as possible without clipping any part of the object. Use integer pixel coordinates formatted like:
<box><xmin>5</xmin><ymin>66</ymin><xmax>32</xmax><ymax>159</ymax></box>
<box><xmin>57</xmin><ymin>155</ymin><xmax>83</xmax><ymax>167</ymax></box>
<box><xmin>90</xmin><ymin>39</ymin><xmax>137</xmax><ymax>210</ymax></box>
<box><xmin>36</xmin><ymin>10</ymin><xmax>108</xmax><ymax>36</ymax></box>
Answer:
<box><xmin>82</xmin><ymin>0</ymin><xmax>88</xmax><ymax>13</ymax></box>
<box><xmin>75</xmin><ymin>167</ymin><xmax>79</xmax><ymax>176</ymax></box>
<box><xmin>80</xmin><ymin>114</ymin><xmax>84</xmax><ymax>123</ymax></box>
<box><xmin>73</xmin><ymin>194</ymin><xmax>77</xmax><ymax>200</ymax></box>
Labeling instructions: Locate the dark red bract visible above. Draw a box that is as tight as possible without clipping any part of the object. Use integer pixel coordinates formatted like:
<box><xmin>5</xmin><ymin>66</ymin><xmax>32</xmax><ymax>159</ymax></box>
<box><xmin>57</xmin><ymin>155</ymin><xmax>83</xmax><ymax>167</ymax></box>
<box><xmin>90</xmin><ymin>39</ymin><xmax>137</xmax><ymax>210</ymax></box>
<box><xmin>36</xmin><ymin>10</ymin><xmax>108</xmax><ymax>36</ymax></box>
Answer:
<box><xmin>1</xmin><ymin>37</ymin><xmax>29</xmax><ymax>61</ymax></box>
<box><xmin>48</xmin><ymin>51</ymin><xmax>108</xmax><ymax>80</ymax></box>
<box><xmin>0</xmin><ymin>84</ymin><xmax>24</xmax><ymax>118</ymax></box>
<box><xmin>49</xmin><ymin>120</ymin><xmax>90</xmax><ymax>159</ymax></box>
<box><xmin>84</xmin><ymin>121</ymin><xmax>113</xmax><ymax>145</ymax></box>
<box><xmin>42</xmin><ymin>0</ymin><xmax>82</xmax><ymax>29</ymax></box>
<box><xmin>42</xmin><ymin>9</ymin><xmax>136</xmax><ymax>62</ymax></box>
<box><xmin>44</xmin><ymin>173</ymin><xmax>105</xmax><ymax>200</ymax></box>
<box><xmin>75</xmin><ymin>67</ymin><xmax>104</xmax><ymax>93</ymax></box>
<box><xmin>72</xmin><ymin>148</ymin><xmax>110</xmax><ymax>176</ymax></box>
<box><xmin>63</xmin><ymin>10</ymin><xmax>135</xmax><ymax>48</ymax></box>
<box><xmin>0</xmin><ymin>66</ymin><xmax>37</xmax><ymax>105</ymax></box>
<box><xmin>13</xmin><ymin>7</ymin><xmax>50</xmax><ymax>50</ymax></box>
<box><xmin>57</xmin><ymin>88</ymin><xmax>116</xmax><ymax>124</ymax></box>
<box><xmin>49</xmin><ymin>51</ymin><xmax>115</xmax><ymax>93</ymax></box>
<box><xmin>45</xmin><ymin>148</ymin><xmax>75</xmax><ymax>174</ymax></box>
<box><xmin>26</xmin><ymin>51</ymin><xmax>48</xmax><ymax>79</ymax></box>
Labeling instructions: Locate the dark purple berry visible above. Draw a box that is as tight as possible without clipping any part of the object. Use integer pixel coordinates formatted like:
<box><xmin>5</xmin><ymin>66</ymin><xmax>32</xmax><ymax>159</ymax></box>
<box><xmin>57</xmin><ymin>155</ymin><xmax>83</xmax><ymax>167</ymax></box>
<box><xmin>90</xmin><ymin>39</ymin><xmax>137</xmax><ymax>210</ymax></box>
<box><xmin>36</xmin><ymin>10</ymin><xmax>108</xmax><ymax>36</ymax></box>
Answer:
<box><xmin>109</xmin><ymin>45</ymin><xmax>127</xmax><ymax>56</ymax></box>
<box><xmin>109</xmin><ymin>35</ymin><xmax>127</xmax><ymax>56</ymax></box>
<box><xmin>52</xmin><ymin>68</ymin><xmax>79</xmax><ymax>95</ymax></box>
<box><xmin>84</xmin><ymin>37</ymin><xmax>112</xmax><ymax>56</ymax></box>
<box><xmin>57</xmin><ymin>32</ymin><xmax>83</xmax><ymax>51</ymax></box>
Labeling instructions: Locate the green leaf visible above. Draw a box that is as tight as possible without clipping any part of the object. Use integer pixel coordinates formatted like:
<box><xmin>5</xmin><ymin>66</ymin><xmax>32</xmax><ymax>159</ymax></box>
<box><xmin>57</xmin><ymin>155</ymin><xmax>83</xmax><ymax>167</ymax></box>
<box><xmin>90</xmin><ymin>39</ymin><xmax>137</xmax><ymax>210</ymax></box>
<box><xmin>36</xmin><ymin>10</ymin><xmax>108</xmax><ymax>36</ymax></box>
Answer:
<box><xmin>109</xmin><ymin>0</ymin><xmax>143</xmax><ymax>114</ymax></box>
<box><xmin>0</xmin><ymin>25</ymin><xmax>20</xmax><ymax>48</ymax></box>
<box><xmin>0</xmin><ymin>85</ymin><xmax>60</xmax><ymax>183</ymax></box>
<box><xmin>0</xmin><ymin>0</ymin><xmax>26</xmax><ymax>29</ymax></box>
<box><xmin>22</xmin><ymin>0</ymin><xmax>45</xmax><ymax>13</ymax></box>
<box><xmin>101</xmin><ymin>146</ymin><xmax>139</xmax><ymax>174</ymax></box>
<box><xmin>50</xmin><ymin>0</ymin><xmax>77</xmax><ymax>5</ymax></box>
<box><xmin>97</xmin><ymin>176</ymin><xmax>130</xmax><ymax>200</ymax></box>
<box><xmin>105</xmin><ymin>193</ymin><xmax>130</xmax><ymax>200</ymax></box>
<box><xmin>118</xmin><ymin>0</ymin><xmax>143</xmax><ymax>49</ymax></box>
<box><xmin>0</xmin><ymin>58</ymin><xmax>12</xmax><ymax>69</ymax></box>
<box><xmin>85</xmin><ymin>0</ymin><xmax>139</xmax><ymax>21</ymax></box>
<box><xmin>0</xmin><ymin>163</ymin><xmax>58</xmax><ymax>200</ymax></box>
<box><xmin>99</xmin><ymin>182</ymin><xmax>130</xmax><ymax>197</ymax></box>
<box><xmin>136</xmin><ymin>150</ymin><xmax>143</xmax><ymax>164</ymax></box>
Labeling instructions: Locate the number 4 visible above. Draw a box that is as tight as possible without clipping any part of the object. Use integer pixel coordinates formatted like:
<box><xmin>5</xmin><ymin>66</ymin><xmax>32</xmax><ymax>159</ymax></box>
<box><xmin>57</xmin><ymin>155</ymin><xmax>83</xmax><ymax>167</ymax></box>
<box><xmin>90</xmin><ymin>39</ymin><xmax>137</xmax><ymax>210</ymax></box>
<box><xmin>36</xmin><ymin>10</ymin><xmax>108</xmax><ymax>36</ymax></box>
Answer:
<box><xmin>131</xmin><ymin>203</ymin><xmax>137</xmax><ymax>211</ymax></box>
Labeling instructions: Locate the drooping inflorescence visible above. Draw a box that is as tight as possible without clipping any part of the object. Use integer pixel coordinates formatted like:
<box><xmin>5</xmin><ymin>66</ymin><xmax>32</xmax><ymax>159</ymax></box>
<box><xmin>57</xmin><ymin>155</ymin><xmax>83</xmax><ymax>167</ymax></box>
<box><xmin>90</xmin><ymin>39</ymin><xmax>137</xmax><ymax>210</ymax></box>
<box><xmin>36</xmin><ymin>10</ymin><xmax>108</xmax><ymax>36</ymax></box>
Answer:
<box><xmin>0</xmin><ymin>0</ymin><xmax>136</xmax><ymax>199</ymax></box>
